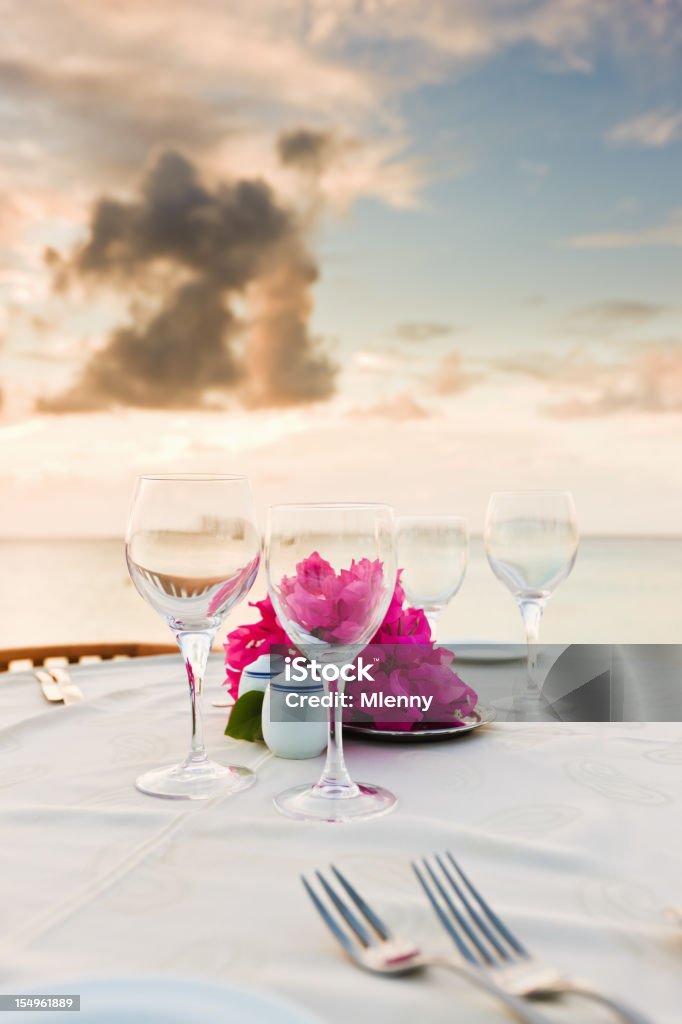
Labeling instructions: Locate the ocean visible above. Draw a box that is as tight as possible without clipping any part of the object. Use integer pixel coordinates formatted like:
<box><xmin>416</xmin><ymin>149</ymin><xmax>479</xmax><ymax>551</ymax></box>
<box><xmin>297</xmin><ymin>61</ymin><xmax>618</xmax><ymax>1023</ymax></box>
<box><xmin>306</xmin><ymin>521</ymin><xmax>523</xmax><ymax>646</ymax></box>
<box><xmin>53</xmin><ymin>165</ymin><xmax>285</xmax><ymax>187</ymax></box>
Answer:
<box><xmin>1</xmin><ymin>537</ymin><xmax>680</xmax><ymax>650</ymax></box>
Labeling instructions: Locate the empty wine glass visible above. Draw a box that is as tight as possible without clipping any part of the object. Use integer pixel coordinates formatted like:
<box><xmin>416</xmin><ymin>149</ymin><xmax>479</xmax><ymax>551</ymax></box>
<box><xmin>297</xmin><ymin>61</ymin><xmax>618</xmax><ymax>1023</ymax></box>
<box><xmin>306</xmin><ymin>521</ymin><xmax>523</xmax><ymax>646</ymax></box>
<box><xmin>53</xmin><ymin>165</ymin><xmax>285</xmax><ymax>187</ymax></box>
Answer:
<box><xmin>397</xmin><ymin>515</ymin><xmax>469</xmax><ymax>639</ymax></box>
<box><xmin>265</xmin><ymin>503</ymin><xmax>397</xmax><ymax>823</ymax></box>
<box><xmin>126</xmin><ymin>474</ymin><xmax>260</xmax><ymax>799</ymax></box>
<box><xmin>485</xmin><ymin>491</ymin><xmax>578</xmax><ymax>714</ymax></box>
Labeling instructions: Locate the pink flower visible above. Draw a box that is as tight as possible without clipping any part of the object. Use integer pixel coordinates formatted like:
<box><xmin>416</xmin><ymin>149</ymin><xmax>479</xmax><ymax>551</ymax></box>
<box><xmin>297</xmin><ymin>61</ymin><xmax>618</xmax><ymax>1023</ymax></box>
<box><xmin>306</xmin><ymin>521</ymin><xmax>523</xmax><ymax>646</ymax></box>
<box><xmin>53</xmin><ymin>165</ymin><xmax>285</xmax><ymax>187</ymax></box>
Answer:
<box><xmin>278</xmin><ymin>553</ymin><xmax>388</xmax><ymax>644</ymax></box>
<box><xmin>346</xmin><ymin>643</ymin><xmax>477</xmax><ymax>732</ymax></box>
<box><xmin>223</xmin><ymin>555</ymin><xmax>478</xmax><ymax>729</ymax></box>
<box><xmin>223</xmin><ymin>596</ymin><xmax>292</xmax><ymax>701</ymax></box>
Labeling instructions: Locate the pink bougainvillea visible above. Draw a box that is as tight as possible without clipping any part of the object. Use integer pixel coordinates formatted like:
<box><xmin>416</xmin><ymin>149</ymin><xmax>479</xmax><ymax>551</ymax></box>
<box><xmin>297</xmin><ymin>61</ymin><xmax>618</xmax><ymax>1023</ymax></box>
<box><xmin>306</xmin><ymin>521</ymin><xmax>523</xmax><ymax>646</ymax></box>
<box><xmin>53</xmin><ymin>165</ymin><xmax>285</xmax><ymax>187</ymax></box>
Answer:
<box><xmin>223</xmin><ymin>553</ymin><xmax>477</xmax><ymax>730</ymax></box>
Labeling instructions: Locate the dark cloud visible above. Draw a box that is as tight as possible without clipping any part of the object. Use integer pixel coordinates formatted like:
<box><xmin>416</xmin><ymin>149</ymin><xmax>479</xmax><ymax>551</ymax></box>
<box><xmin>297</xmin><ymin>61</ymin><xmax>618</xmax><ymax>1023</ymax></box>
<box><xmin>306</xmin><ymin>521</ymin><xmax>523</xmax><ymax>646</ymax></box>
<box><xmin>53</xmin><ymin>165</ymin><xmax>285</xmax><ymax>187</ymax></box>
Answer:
<box><xmin>40</xmin><ymin>150</ymin><xmax>336</xmax><ymax>411</ymax></box>
<box><xmin>71</xmin><ymin>150</ymin><xmax>292</xmax><ymax>282</ymax></box>
<box><xmin>39</xmin><ymin>280</ymin><xmax>239</xmax><ymax>411</ymax></box>
<box><xmin>392</xmin><ymin>321</ymin><xmax>455</xmax><ymax>344</ymax></box>
<box><xmin>278</xmin><ymin>128</ymin><xmax>341</xmax><ymax>174</ymax></box>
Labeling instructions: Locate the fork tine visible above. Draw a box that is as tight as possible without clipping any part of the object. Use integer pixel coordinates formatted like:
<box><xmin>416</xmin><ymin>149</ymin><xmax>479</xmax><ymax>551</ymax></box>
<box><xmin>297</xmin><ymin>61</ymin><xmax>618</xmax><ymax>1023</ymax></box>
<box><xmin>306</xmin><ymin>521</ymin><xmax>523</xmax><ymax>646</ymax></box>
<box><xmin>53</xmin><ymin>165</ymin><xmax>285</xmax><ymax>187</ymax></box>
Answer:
<box><xmin>424</xmin><ymin>859</ymin><xmax>494</xmax><ymax>964</ymax></box>
<box><xmin>412</xmin><ymin>861</ymin><xmax>479</xmax><ymax>965</ymax></box>
<box><xmin>331</xmin><ymin>865</ymin><xmax>391</xmax><ymax>940</ymax></box>
<box><xmin>301</xmin><ymin>875</ymin><xmax>356</xmax><ymax>957</ymax></box>
<box><xmin>435</xmin><ymin>854</ymin><xmax>511</xmax><ymax>961</ymax></box>
<box><xmin>315</xmin><ymin>871</ymin><xmax>374</xmax><ymax>947</ymax></box>
<box><xmin>446</xmin><ymin>853</ymin><xmax>529</xmax><ymax>958</ymax></box>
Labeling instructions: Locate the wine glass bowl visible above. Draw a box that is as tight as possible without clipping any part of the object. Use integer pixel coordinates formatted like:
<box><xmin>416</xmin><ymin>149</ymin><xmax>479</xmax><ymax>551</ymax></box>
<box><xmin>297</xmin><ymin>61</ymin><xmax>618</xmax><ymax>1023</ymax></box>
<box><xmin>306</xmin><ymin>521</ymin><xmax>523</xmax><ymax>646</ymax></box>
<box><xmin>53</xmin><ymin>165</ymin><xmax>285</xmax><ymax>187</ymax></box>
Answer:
<box><xmin>266</xmin><ymin>503</ymin><xmax>397</xmax><ymax>823</ymax></box>
<box><xmin>484</xmin><ymin>500</ymin><xmax>577</xmax><ymax>600</ymax></box>
<box><xmin>125</xmin><ymin>474</ymin><xmax>261</xmax><ymax>800</ymax></box>
<box><xmin>397</xmin><ymin>515</ymin><xmax>469</xmax><ymax>639</ymax></box>
<box><xmin>127</xmin><ymin>527</ymin><xmax>259</xmax><ymax>632</ymax></box>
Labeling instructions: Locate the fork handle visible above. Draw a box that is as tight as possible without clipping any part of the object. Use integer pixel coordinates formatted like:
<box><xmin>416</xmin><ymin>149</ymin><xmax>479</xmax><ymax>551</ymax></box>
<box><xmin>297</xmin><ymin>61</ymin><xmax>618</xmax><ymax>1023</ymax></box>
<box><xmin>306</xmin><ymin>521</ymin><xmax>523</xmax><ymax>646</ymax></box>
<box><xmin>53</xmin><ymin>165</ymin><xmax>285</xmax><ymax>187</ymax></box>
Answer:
<box><xmin>553</xmin><ymin>979</ymin><xmax>654</xmax><ymax>1024</ymax></box>
<box><xmin>427</xmin><ymin>958</ymin><xmax>556</xmax><ymax>1024</ymax></box>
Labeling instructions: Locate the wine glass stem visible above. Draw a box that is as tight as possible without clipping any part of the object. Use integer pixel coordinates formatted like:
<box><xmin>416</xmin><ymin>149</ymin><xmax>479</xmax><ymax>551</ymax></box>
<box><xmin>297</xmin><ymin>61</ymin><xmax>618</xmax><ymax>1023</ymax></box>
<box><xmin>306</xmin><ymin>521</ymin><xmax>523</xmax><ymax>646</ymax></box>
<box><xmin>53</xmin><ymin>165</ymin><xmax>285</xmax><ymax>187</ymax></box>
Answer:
<box><xmin>425</xmin><ymin>609</ymin><xmax>440</xmax><ymax>641</ymax></box>
<box><xmin>519</xmin><ymin>599</ymin><xmax>544</xmax><ymax>686</ymax></box>
<box><xmin>317</xmin><ymin>684</ymin><xmax>357</xmax><ymax>797</ymax></box>
<box><xmin>176</xmin><ymin>629</ymin><xmax>214</xmax><ymax>764</ymax></box>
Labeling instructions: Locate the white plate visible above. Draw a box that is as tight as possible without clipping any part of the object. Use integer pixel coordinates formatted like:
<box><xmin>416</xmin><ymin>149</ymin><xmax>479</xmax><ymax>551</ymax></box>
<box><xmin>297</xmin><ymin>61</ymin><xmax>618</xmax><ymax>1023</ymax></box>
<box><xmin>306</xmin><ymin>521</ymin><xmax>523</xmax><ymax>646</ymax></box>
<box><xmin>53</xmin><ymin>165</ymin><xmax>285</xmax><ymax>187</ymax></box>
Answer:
<box><xmin>345</xmin><ymin>703</ymin><xmax>496</xmax><ymax>742</ymax></box>
<box><xmin>450</xmin><ymin>642</ymin><xmax>525</xmax><ymax>663</ymax></box>
<box><xmin>17</xmin><ymin>977</ymin><xmax>319</xmax><ymax>1024</ymax></box>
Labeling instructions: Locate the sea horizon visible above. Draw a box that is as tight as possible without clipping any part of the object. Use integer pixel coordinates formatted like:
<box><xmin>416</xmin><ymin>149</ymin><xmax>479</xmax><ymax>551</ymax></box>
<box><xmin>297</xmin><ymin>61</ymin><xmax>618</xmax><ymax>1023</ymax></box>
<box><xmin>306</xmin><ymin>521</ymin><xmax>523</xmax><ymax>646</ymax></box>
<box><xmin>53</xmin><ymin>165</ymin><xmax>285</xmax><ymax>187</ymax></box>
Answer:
<box><xmin>3</xmin><ymin>535</ymin><xmax>681</xmax><ymax>650</ymax></box>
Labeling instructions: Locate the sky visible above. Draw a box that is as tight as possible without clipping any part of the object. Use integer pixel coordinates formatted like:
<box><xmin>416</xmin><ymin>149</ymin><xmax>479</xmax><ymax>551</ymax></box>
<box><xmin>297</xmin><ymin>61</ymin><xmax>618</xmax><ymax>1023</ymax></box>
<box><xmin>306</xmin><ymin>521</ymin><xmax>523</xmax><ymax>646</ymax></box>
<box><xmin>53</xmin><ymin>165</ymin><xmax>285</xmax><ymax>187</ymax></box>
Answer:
<box><xmin>1</xmin><ymin>0</ymin><xmax>681</xmax><ymax>536</ymax></box>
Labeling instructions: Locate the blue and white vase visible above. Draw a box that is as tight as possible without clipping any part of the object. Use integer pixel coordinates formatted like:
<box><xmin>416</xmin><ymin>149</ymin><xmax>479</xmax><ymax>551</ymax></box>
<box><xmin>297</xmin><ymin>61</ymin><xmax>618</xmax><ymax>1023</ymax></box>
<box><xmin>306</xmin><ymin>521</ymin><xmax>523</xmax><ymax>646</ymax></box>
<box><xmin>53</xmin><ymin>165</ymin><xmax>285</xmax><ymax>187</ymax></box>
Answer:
<box><xmin>238</xmin><ymin>653</ymin><xmax>274</xmax><ymax>698</ymax></box>
<box><xmin>261</xmin><ymin>660</ymin><xmax>328</xmax><ymax>760</ymax></box>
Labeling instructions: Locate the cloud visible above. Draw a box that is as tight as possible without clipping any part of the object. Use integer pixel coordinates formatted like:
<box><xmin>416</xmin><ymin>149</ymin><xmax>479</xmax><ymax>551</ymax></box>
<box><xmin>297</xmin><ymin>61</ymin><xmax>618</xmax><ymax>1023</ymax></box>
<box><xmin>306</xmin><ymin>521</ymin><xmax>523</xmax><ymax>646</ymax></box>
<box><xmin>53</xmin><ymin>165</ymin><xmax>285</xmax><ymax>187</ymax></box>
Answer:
<box><xmin>431</xmin><ymin>350</ymin><xmax>481</xmax><ymax>396</ymax></box>
<box><xmin>567</xmin><ymin>208</ymin><xmax>682</xmax><ymax>249</ymax></box>
<box><xmin>573</xmin><ymin>300</ymin><xmax>669</xmax><ymax>323</ymax></box>
<box><xmin>39</xmin><ymin>150</ymin><xmax>336</xmax><ymax>411</ymax></box>
<box><xmin>0</xmin><ymin>12</ymin><xmax>418</xmax><ymax>214</ymax></box>
<box><xmin>498</xmin><ymin>348</ymin><xmax>593</xmax><ymax>383</ymax></box>
<box><xmin>275</xmin><ymin>127</ymin><xmax>422</xmax><ymax>211</ymax></box>
<box><xmin>607</xmin><ymin>108</ymin><xmax>682</xmax><ymax>148</ymax></box>
<box><xmin>4</xmin><ymin>1</ymin><xmax>675</xmax><ymax>205</ymax></box>
<box><xmin>278</xmin><ymin>128</ymin><xmax>342</xmax><ymax>174</ymax></box>
<box><xmin>564</xmin><ymin>300</ymin><xmax>671</xmax><ymax>332</ymax></box>
<box><xmin>503</xmin><ymin>341</ymin><xmax>682</xmax><ymax>417</ymax></box>
<box><xmin>304</xmin><ymin>0</ymin><xmax>681</xmax><ymax>74</ymax></box>
<box><xmin>39</xmin><ymin>280</ymin><xmax>240</xmax><ymax>411</ymax></box>
<box><xmin>359</xmin><ymin>392</ymin><xmax>431</xmax><ymax>421</ymax></box>
<box><xmin>548</xmin><ymin>344</ymin><xmax>682</xmax><ymax>417</ymax></box>
<box><xmin>392</xmin><ymin>321</ymin><xmax>454</xmax><ymax>343</ymax></box>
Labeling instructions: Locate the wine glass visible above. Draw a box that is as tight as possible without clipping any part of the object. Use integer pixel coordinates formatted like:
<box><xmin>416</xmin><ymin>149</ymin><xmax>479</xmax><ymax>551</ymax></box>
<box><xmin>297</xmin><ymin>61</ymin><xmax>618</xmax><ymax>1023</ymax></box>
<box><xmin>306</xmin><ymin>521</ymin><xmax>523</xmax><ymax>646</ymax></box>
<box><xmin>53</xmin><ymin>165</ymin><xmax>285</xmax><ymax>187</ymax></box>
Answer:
<box><xmin>125</xmin><ymin>474</ymin><xmax>260</xmax><ymax>799</ymax></box>
<box><xmin>265</xmin><ymin>503</ymin><xmax>397</xmax><ymax>823</ymax></box>
<box><xmin>485</xmin><ymin>491</ymin><xmax>578</xmax><ymax>714</ymax></box>
<box><xmin>397</xmin><ymin>515</ymin><xmax>469</xmax><ymax>639</ymax></box>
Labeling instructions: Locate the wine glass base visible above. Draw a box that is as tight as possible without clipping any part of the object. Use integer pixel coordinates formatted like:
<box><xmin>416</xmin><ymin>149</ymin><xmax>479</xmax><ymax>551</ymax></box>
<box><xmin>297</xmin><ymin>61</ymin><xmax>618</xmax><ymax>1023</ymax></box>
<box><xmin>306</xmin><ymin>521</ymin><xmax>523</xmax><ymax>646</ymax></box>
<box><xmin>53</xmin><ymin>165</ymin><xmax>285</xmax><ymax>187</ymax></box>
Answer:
<box><xmin>135</xmin><ymin>760</ymin><xmax>255</xmax><ymax>800</ymax></box>
<box><xmin>273</xmin><ymin>782</ymin><xmax>397</xmax><ymax>823</ymax></box>
<box><xmin>493</xmin><ymin>692</ymin><xmax>560</xmax><ymax>722</ymax></box>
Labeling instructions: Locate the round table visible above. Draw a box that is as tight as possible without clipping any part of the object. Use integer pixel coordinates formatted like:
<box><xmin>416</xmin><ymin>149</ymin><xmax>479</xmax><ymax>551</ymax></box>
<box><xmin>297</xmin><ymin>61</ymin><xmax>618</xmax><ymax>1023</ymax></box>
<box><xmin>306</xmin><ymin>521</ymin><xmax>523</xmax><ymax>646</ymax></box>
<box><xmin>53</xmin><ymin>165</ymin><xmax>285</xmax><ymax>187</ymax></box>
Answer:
<box><xmin>0</xmin><ymin>655</ymin><xmax>680</xmax><ymax>1023</ymax></box>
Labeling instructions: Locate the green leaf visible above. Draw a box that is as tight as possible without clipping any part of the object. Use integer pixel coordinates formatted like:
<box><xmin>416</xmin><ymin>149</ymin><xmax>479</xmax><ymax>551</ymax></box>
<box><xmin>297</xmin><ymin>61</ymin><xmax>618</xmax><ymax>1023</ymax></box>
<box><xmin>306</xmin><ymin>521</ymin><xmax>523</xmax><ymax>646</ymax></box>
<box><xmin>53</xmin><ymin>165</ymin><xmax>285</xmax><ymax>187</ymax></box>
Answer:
<box><xmin>225</xmin><ymin>690</ymin><xmax>264</xmax><ymax>742</ymax></box>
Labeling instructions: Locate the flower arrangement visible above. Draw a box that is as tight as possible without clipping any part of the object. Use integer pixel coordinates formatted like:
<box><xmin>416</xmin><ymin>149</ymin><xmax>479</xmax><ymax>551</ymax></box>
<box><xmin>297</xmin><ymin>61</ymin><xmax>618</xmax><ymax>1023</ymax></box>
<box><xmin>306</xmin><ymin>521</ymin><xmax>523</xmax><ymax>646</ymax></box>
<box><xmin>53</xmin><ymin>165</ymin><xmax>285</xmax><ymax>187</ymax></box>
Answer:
<box><xmin>224</xmin><ymin>553</ymin><xmax>478</xmax><ymax>735</ymax></box>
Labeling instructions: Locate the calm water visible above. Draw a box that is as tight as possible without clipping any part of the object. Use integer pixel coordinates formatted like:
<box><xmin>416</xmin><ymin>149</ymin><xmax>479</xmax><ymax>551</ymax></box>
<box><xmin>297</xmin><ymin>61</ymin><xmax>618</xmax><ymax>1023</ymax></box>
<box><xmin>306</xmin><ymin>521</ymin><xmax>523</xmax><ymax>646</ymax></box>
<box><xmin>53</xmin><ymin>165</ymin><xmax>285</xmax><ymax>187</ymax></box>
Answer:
<box><xmin>1</xmin><ymin>537</ymin><xmax>681</xmax><ymax>649</ymax></box>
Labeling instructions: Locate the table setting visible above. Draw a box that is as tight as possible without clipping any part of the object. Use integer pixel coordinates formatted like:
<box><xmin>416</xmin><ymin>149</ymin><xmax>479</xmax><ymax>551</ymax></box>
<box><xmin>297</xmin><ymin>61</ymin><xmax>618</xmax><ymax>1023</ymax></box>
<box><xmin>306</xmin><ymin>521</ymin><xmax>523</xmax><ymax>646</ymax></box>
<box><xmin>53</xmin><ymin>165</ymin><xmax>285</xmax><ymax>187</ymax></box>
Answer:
<box><xmin>1</xmin><ymin>475</ymin><xmax>680</xmax><ymax>1023</ymax></box>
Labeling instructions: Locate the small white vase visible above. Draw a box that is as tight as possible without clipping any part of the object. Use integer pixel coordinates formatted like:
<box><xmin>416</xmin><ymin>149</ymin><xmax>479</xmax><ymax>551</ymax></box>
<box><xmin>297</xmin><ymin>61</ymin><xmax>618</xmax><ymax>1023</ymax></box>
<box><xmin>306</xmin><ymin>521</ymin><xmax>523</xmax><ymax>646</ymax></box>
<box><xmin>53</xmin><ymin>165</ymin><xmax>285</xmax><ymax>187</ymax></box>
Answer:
<box><xmin>262</xmin><ymin>676</ymin><xmax>328</xmax><ymax>760</ymax></box>
<box><xmin>238</xmin><ymin>653</ymin><xmax>277</xmax><ymax>697</ymax></box>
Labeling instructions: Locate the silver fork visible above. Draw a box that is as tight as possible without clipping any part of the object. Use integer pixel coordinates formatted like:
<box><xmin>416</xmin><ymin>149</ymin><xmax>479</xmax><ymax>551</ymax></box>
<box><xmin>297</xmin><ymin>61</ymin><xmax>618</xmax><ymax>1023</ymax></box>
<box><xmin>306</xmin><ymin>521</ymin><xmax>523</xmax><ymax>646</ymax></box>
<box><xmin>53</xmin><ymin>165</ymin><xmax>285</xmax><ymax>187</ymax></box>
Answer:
<box><xmin>414</xmin><ymin>852</ymin><xmax>654</xmax><ymax>1024</ymax></box>
<box><xmin>47</xmin><ymin>665</ymin><xmax>85</xmax><ymax>704</ymax></box>
<box><xmin>302</xmin><ymin>866</ymin><xmax>557</xmax><ymax>1024</ymax></box>
<box><xmin>33</xmin><ymin>667</ymin><xmax>63</xmax><ymax>703</ymax></box>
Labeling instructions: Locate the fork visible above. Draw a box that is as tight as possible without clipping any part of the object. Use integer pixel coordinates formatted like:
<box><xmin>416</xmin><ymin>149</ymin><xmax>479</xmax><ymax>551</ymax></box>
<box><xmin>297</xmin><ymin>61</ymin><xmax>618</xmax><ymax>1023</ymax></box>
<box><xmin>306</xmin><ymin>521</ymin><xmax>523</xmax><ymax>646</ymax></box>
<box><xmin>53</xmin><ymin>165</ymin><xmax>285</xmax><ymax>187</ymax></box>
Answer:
<box><xmin>33</xmin><ymin>667</ymin><xmax>63</xmax><ymax>703</ymax></box>
<box><xmin>414</xmin><ymin>852</ymin><xmax>654</xmax><ymax>1024</ymax></box>
<box><xmin>47</xmin><ymin>665</ymin><xmax>85</xmax><ymax>704</ymax></box>
<box><xmin>302</xmin><ymin>866</ymin><xmax>556</xmax><ymax>1024</ymax></box>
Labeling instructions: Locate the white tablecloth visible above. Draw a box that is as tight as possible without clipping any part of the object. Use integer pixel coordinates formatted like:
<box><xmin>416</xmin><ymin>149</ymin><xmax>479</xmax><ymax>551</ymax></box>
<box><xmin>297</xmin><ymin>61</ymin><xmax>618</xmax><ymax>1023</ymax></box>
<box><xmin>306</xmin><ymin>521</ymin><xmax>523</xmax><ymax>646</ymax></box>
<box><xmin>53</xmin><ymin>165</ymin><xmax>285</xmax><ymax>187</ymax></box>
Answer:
<box><xmin>1</xmin><ymin>655</ymin><xmax>680</xmax><ymax>1023</ymax></box>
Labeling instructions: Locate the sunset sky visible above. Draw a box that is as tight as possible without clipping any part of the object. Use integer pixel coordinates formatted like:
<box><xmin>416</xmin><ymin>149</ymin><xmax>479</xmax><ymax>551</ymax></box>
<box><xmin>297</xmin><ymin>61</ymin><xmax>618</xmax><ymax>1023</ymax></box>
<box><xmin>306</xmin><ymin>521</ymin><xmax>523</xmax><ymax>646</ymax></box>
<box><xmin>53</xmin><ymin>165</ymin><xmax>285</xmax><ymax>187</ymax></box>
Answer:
<box><xmin>1</xmin><ymin>1</ymin><xmax>681</xmax><ymax>536</ymax></box>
